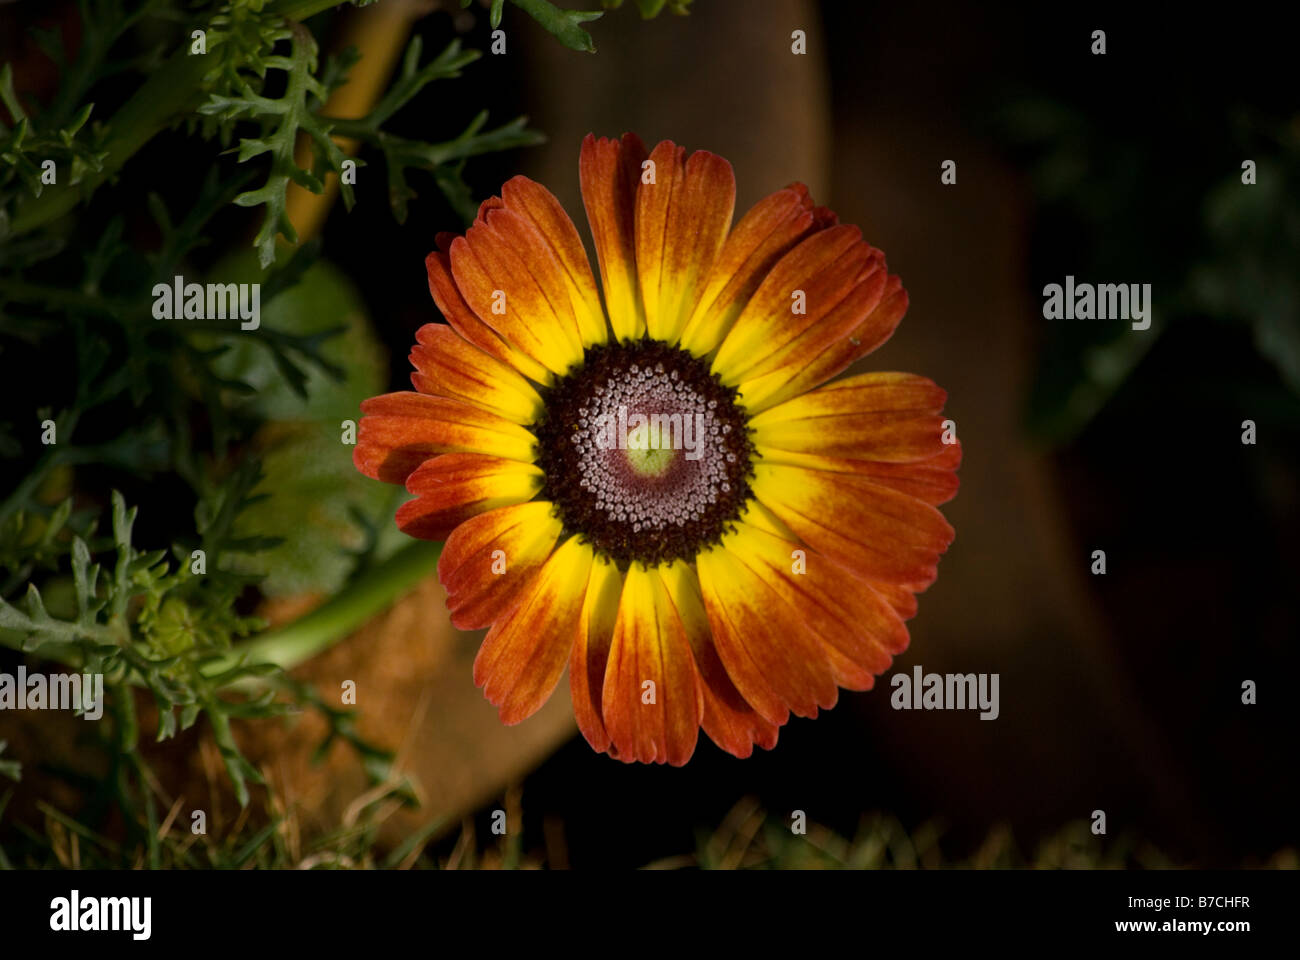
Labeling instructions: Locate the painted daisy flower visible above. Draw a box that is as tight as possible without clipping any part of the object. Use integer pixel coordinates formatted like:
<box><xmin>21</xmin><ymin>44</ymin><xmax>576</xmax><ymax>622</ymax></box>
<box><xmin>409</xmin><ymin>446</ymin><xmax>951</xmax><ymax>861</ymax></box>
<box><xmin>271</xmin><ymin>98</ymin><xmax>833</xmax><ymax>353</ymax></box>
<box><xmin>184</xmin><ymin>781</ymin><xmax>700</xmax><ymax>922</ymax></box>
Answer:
<box><xmin>354</xmin><ymin>134</ymin><xmax>959</xmax><ymax>765</ymax></box>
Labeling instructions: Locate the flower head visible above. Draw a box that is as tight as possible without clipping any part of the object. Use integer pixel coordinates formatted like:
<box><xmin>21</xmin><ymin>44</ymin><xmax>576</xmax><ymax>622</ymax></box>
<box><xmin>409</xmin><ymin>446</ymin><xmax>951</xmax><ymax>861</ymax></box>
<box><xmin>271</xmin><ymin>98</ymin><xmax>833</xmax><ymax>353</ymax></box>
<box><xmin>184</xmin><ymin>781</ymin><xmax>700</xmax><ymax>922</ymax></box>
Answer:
<box><xmin>354</xmin><ymin>134</ymin><xmax>960</xmax><ymax>764</ymax></box>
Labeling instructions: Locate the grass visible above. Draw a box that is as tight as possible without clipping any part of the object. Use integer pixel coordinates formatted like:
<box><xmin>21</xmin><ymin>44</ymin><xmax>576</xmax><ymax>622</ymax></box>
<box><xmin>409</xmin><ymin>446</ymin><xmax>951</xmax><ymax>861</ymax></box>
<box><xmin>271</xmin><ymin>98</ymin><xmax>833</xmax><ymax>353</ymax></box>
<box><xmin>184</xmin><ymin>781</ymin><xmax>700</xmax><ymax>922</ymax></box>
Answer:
<box><xmin>9</xmin><ymin>759</ymin><xmax>1297</xmax><ymax>869</ymax></box>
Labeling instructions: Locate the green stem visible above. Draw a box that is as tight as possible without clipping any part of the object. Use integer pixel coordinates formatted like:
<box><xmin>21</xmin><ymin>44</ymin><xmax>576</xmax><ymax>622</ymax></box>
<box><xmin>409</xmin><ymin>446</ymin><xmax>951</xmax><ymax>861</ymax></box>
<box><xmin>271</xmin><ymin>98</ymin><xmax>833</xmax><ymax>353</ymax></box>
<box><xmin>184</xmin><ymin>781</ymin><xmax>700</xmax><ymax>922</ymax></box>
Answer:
<box><xmin>2</xmin><ymin>541</ymin><xmax>443</xmax><ymax>683</ymax></box>
<box><xmin>201</xmin><ymin>540</ymin><xmax>442</xmax><ymax>678</ymax></box>
<box><xmin>0</xmin><ymin>277</ymin><xmax>133</xmax><ymax>314</ymax></box>
<box><xmin>316</xmin><ymin>116</ymin><xmax>380</xmax><ymax>139</ymax></box>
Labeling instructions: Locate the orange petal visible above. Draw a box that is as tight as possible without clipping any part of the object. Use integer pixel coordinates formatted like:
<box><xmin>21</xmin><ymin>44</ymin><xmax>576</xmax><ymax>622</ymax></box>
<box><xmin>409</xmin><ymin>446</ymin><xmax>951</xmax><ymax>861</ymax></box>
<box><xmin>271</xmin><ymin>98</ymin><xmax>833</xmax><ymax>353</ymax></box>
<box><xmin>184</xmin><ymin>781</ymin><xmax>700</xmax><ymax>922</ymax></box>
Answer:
<box><xmin>501</xmin><ymin>176</ymin><xmax>608</xmax><ymax>347</ymax></box>
<box><xmin>696</xmin><ymin>536</ymin><xmax>838</xmax><ymax>724</ymax></box>
<box><xmin>570</xmin><ymin>555</ymin><xmax>623</xmax><ymax>754</ymax></box>
<box><xmin>868</xmin><ymin>578</ymin><xmax>921</xmax><ymax>621</ymax></box>
<box><xmin>660</xmin><ymin>560</ymin><xmax>779</xmax><ymax>758</ymax></box>
<box><xmin>728</xmin><ymin>522</ymin><xmax>910</xmax><ymax>691</ymax></box>
<box><xmin>396</xmin><ymin>453</ymin><xmax>543</xmax><ymax>542</ymax></box>
<box><xmin>751</xmin><ymin>495</ymin><xmax>926</xmax><ymax>621</ymax></box>
<box><xmin>438</xmin><ymin>501</ymin><xmax>563</xmax><ymax>630</ymax></box>
<box><xmin>601</xmin><ymin>563</ymin><xmax>703</xmax><ymax>765</ymax></box>
<box><xmin>473</xmin><ymin>536</ymin><xmax>593</xmax><ymax>725</ymax></box>
<box><xmin>751</xmin><ymin>372</ymin><xmax>950</xmax><ymax>462</ymax></box>
<box><xmin>425</xmin><ymin>245</ymin><xmax>549</xmax><ymax>383</ymax></box>
<box><xmin>760</xmin><ymin>444</ymin><xmax>962</xmax><ymax>506</ymax></box>
<box><xmin>477</xmin><ymin>203</ymin><xmax>585</xmax><ymax>347</ymax></box>
<box><xmin>679</xmin><ymin>183</ymin><xmax>829</xmax><ymax>357</ymax></box>
<box><xmin>410</xmin><ymin>324</ymin><xmax>543</xmax><ymax>424</ymax></box>
<box><xmin>739</xmin><ymin>275</ymin><xmax>909</xmax><ymax>413</ymax></box>
<box><xmin>580</xmin><ymin>133</ymin><xmax>648</xmax><ymax>341</ymax></box>
<box><xmin>711</xmin><ymin>225</ymin><xmax>878</xmax><ymax>382</ymax></box>
<box><xmin>733</xmin><ymin>263</ymin><xmax>888</xmax><ymax>391</ymax></box>
<box><xmin>634</xmin><ymin>141</ymin><xmax>735</xmax><ymax>344</ymax></box>
<box><xmin>450</xmin><ymin>218</ymin><xmax>584</xmax><ymax>376</ymax></box>
<box><xmin>751</xmin><ymin>462</ymin><xmax>955</xmax><ymax>589</ymax></box>
<box><xmin>353</xmin><ymin>391</ymin><xmax>536</xmax><ymax>485</ymax></box>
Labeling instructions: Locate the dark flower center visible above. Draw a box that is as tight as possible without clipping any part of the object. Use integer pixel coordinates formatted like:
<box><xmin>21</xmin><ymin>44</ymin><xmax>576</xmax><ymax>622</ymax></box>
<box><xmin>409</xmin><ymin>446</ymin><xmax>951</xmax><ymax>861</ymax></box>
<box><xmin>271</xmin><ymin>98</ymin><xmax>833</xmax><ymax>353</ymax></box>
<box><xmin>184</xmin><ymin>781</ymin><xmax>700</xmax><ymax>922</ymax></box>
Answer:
<box><xmin>532</xmin><ymin>339</ymin><xmax>756</xmax><ymax>568</ymax></box>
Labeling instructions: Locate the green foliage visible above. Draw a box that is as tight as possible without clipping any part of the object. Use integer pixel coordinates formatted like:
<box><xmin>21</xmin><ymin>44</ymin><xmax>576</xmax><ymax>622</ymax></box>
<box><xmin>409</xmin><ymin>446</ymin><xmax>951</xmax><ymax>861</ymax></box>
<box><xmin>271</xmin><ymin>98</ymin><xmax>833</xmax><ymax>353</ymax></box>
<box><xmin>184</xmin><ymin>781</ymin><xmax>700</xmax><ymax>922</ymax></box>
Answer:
<box><xmin>202</xmin><ymin>0</ymin><xmax>296</xmax><ymax>95</ymax></box>
<box><xmin>468</xmin><ymin>0</ymin><xmax>692</xmax><ymax>57</ymax></box>
<box><xmin>508</xmin><ymin>0</ymin><xmax>604</xmax><ymax>52</ymax></box>
<box><xmin>2</xmin><ymin>788</ymin><xmax>1208</xmax><ymax>870</ymax></box>
<box><xmin>1191</xmin><ymin>139</ymin><xmax>1300</xmax><ymax>395</ymax></box>
<box><xmin>320</xmin><ymin>37</ymin><xmax>544</xmax><ymax>224</ymax></box>
<box><xmin>0</xmin><ymin>2</ymin><xmax>412</xmax><ymax>828</ymax></box>
<box><xmin>601</xmin><ymin>0</ymin><xmax>693</xmax><ymax>18</ymax></box>
<box><xmin>197</xmin><ymin>22</ymin><xmax>545</xmax><ymax>258</ymax></box>
<box><xmin>0</xmin><ymin>0</ymin><xmax>171</xmax><ymax>225</ymax></box>
<box><xmin>0</xmin><ymin>66</ymin><xmax>107</xmax><ymax>228</ymax></box>
<box><xmin>670</xmin><ymin>801</ymin><xmax>1181</xmax><ymax>870</ymax></box>
<box><xmin>0</xmin><ymin>177</ymin><xmax>366</xmax><ymax>827</ymax></box>
<box><xmin>200</xmin><ymin>22</ymin><xmax>350</xmax><ymax>266</ymax></box>
<box><xmin>3</xmin><ymin>0</ymin><xmax>549</xmax><ymax>261</ymax></box>
<box><xmin>201</xmin><ymin>250</ymin><xmax>384</xmax><ymax>421</ymax></box>
<box><xmin>230</xmin><ymin>424</ymin><xmax>404</xmax><ymax>597</ymax></box>
<box><xmin>0</xmin><ymin>483</ymin><xmax>279</xmax><ymax>797</ymax></box>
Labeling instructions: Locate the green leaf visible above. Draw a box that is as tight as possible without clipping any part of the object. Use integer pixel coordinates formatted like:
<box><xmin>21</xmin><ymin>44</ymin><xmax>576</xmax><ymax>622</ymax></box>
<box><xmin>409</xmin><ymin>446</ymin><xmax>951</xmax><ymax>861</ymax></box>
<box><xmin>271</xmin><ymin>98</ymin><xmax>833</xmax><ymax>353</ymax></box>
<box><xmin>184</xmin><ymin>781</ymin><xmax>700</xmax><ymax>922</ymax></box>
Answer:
<box><xmin>310</xmin><ymin>36</ymin><xmax>543</xmax><ymax>224</ymax></box>
<box><xmin>229</xmin><ymin>422</ymin><xmax>400</xmax><ymax>596</ymax></box>
<box><xmin>0</xmin><ymin>63</ymin><xmax>29</xmax><ymax>125</ymax></box>
<box><xmin>197</xmin><ymin>249</ymin><xmax>383</xmax><ymax>421</ymax></box>
<box><xmin>202</xmin><ymin>25</ymin><xmax>332</xmax><ymax>267</ymax></box>
<box><xmin>510</xmin><ymin>0</ymin><xmax>604</xmax><ymax>52</ymax></box>
<box><xmin>0</xmin><ymin>740</ymin><xmax>20</xmax><ymax>783</ymax></box>
<box><xmin>367</xmin><ymin>37</ymin><xmax>480</xmax><ymax>128</ymax></box>
<box><xmin>603</xmin><ymin>0</ymin><xmax>694</xmax><ymax>15</ymax></box>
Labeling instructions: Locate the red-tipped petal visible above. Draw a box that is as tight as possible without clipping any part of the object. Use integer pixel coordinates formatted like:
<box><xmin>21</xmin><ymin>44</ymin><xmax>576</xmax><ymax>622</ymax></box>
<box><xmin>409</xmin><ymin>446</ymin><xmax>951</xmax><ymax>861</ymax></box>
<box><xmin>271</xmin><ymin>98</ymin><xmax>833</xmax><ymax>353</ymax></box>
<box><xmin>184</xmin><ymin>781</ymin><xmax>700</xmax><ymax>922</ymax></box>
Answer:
<box><xmin>410</xmin><ymin>323</ymin><xmax>542</xmax><ymax>424</ymax></box>
<box><xmin>352</xmin><ymin>391</ymin><xmax>536</xmax><ymax>485</ymax></box>
<box><xmin>696</xmin><ymin>535</ymin><xmax>838</xmax><ymax>724</ymax></box>
<box><xmin>580</xmin><ymin>133</ymin><xmax>649</xmax><ymax>341</ymax></box>
<box><xmin>438</xmin><ymin>501</ymin><xmax>562</xmax><ymax>630</ymax></box>
<box><xmin>712</xmin><ymin>225</ymin><xmax>879</xmax><ymax>383</ymax></box>
<box><xmin>635</xmin><ymin>141</ymin><xmax>735</xmax><ymax>344</ymax></box>
<box><xmin>740</xmin><ymin>276</ymin><xmax>910</xmax><ymax>413</ymax></box>
<box><xmin>660</xmin><ymin>560</ymin><xmax>779</xmax><ymax>758</ymax></box>
<box><xmin>601</xmin><ymin>563</ymin><xmax>703</xmax><ymax>765</ymax></box>
<box><xmin>752</xmin><ymin>462</ymin><xmax>955</xmax><ymax>589</ymax></box>
<box><xmin>501</xmin><ymin>176</ymin><xmax>608</xmax><ymax>347</ymax></box>
<box><xmin>396</xmin><ymin>453</ymin><xmax>542</xmax><ymax>542</ymax></box>
<box><xmin>474</xmin><ymin>536</ymin><xmax>593</xmax><ymax>725</ymax></box>
<box><xmin>728</xmin><ymin>522</ymin><xmax>910</xmax><ymax>691</ymax></box>
<box><xmin>680</xmin><ymin>183</ymin><xmax>827</xmax><ymax>357</ymax></box>
<box><xmin>425</xmin><ymin>247</ymin><xmax>549</xmax><ymax>382</ymax></box>
<box><xmin>570</xmin><ymin>555</ymin><xmax>623</xmax><ymax>754</ymax></box>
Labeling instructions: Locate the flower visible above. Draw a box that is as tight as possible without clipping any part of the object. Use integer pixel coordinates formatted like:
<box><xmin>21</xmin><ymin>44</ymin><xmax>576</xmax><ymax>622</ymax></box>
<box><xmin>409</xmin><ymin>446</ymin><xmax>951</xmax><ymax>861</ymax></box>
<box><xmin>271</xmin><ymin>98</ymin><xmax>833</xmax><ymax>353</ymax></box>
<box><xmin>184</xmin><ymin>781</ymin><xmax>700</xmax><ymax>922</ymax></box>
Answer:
<box><xmin>353</xmin><ymin>133</ymin><xmax>960</xmax><ymax>765</ymax></box>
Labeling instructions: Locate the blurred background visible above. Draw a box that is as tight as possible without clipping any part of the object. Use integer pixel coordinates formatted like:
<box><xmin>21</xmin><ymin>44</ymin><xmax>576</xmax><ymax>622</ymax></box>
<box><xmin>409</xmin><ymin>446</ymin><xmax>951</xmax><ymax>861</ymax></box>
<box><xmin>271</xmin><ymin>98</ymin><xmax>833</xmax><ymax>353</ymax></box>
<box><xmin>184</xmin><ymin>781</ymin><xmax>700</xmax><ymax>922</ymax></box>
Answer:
<box><xmin>1</xmin><ymin>0</ymin><xmax>1296</xmax><ymax>868</ymax></box>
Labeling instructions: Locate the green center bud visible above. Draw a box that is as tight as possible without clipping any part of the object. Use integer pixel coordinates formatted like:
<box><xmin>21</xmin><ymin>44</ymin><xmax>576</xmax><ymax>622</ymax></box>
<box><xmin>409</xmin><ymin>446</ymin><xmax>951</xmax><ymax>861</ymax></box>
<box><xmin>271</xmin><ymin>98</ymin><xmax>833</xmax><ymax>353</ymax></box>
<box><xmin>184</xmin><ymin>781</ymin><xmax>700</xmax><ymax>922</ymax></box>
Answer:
<box><xmin>623</xmin><ymin>421</ymin><xmax>676</xmax><ymax>477</ymax></box>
